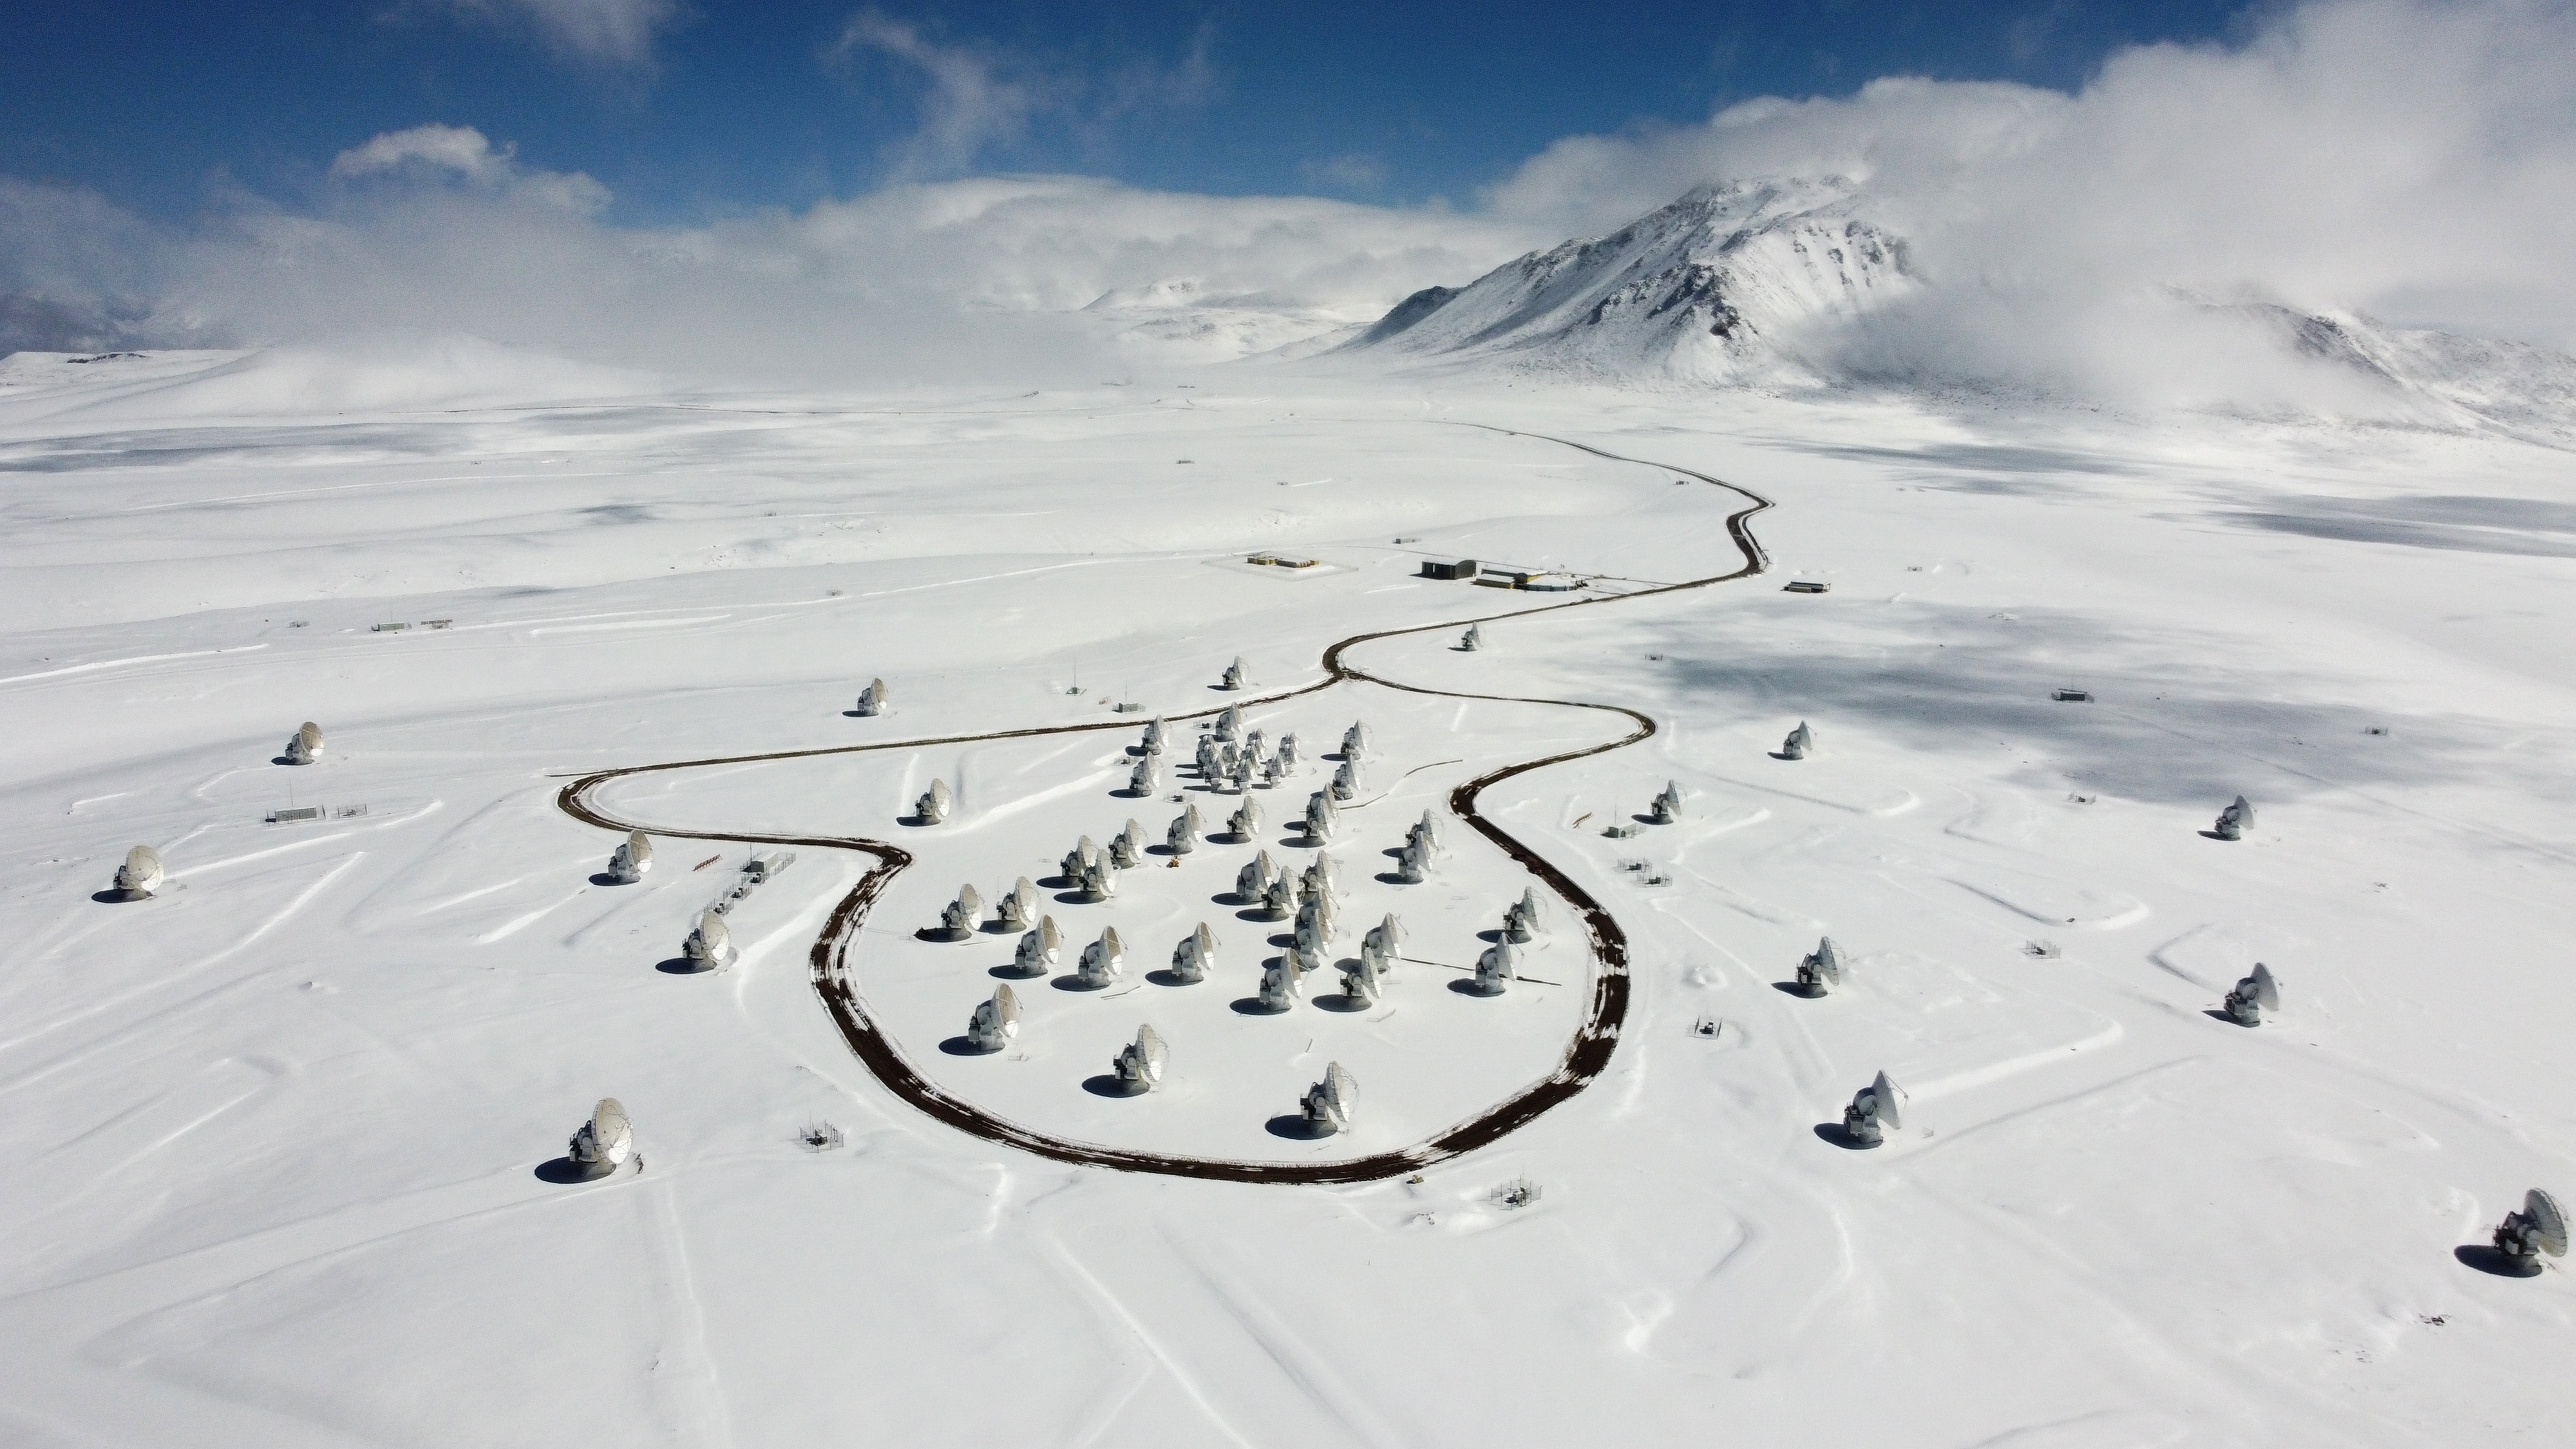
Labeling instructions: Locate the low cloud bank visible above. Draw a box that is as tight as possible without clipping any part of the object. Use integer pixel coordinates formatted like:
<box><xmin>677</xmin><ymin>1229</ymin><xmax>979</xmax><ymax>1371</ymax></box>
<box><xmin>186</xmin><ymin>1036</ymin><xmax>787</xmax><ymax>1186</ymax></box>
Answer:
<box><xmin>3</xmin><ymin>0</ymin><xmax>2571</xmax><ymax>411</ymax></box>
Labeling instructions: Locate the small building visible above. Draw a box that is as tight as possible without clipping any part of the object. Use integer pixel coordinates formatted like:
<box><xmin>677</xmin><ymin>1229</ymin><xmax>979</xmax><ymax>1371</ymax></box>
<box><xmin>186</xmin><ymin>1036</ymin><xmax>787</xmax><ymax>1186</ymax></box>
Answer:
<box><xmin>1784</xmin><ymin>580</ymin><xmax>1831</xmax><ymax>594</ymax></box>
<box><xmin>1419</xmin><ymin>559</ymin><xmax>1479</xmax><ymax>580</ymax></box>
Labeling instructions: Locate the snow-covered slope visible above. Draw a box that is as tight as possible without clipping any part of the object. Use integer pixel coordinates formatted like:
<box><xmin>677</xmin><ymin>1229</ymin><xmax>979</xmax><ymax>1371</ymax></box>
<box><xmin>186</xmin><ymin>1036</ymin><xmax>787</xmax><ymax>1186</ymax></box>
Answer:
<box><xmin>2208</xmin><ymin>300</ymin><xmax>2576</xmax><ymax>444</ymax></box>
<box><xmin>1345</xmin><ymin>178</ymin><xmax>1915</xmax><ymax>383</ymax></box>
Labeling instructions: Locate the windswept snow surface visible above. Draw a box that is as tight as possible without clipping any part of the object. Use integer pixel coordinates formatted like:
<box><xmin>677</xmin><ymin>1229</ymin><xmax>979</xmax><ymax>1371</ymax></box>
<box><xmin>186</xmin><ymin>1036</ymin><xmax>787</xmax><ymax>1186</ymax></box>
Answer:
<box><xmin>2</xmin><ymin>346</ymin><xmax>2573</xmax><ymax>1446</ymax></box>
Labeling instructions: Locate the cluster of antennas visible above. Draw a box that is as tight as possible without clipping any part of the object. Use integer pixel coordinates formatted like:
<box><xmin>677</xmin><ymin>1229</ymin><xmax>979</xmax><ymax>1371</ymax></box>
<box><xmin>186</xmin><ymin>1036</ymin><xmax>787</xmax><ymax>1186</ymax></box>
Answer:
<box><xmin>2212</xmin><ymin>794</ymin><xmax>2255</xmax><ymax>841</ymax></box>
<box><xmin>1780</xmin><ymin>721</ymin><xmax>1816</xmax><ymax>760</ymax></box>
<box><xmin>855</xmin><ymin>677</ymin><xmax>891</xmax><ymax>716</ymax></box>
<box><xmin>567</xmin><ymin>1098</ymin><xmax>634</xmax><ymax>1179</ymax></box>
<box><xmin>281</xmin><ymin>721</ymin><xmax>325</xmax><ymax>766</ymax></box>
<box><xmin>1193</xmin><ymin>706</ymin><xmax>1295</xmax><ymax>793</ymax></box>
<box><xmin>606</xmin><ymin>830</ymin><xmax>653</xmax><ymax>884</ymax></box>
<box><xmin>2221</xmin><ymin>963</ymin><xmax>2280</xmax><ymax>1027</ymax></box>
<box><xmin>914</xmin><ymin>778</ymin><xmax>952</xmax><ymax>824</ymax></box>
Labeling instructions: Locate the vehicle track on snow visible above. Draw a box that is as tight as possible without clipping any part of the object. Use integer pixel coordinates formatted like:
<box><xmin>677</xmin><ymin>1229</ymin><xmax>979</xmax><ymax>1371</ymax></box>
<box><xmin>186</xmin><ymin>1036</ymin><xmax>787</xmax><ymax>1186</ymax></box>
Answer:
<box><xmin>557</xmin><ymin>424</ymin><xmax>1770</xmax><ymax>1184</ymax></box>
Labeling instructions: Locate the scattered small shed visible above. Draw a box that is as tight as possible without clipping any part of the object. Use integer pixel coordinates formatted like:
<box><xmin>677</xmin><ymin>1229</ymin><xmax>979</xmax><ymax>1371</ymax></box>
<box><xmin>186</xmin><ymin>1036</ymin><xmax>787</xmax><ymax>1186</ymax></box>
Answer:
<box><xmin>1784</xmin><ymin>580</ymin><xmax>1831</xmax><ymax>594</ymax></box>
<box><xmin>1419</xmin><ymin>559</ymin><xmax>1479</xmax><ymax>580</ymax></box>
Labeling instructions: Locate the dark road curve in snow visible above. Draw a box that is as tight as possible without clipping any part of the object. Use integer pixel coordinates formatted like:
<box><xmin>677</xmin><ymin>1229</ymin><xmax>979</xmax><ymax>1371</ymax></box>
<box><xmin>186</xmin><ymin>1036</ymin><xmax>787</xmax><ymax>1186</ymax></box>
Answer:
<box><xmin>556</xmin><ymin>424</ymin><xmax>1770</xmax><ymax>1185</ymax></box>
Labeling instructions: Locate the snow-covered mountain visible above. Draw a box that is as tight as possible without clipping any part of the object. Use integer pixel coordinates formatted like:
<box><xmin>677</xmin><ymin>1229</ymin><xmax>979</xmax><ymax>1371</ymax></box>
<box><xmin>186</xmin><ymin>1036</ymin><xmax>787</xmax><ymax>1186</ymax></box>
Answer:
<box><xmin>1344</xmin><ymin>177</ymin><xmax>1915</xmax><ymax>383</ymax></box>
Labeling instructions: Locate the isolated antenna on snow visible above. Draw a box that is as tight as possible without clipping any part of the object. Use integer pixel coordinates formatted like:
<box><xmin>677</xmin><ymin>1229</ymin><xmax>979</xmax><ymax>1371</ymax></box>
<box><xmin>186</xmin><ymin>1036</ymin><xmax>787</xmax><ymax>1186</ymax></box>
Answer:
<box><xmin>1303</xmin><ymin>1063</ymin><xmax>1357</xmax><ymax>1135</ymax></box>
<box><xmin>282</xmin><ymin>721</ymin><xmax>325</xmax><ymax>765</ymax></box>
<box><xmin>2213</xmin><ymin>794</ymin><xmax>2255</xmax><ymax>841</ymax></box>
<box><xmin>965</xmin><ymin>984</ymin><xmax>1021</xmax><ymax>1053</ymax></box>
<box><xmin>113</xmin><ymin>845</ymin><xmax>164</xmax><ymax>900</ymax></box>
<box><xmin>1797</xmin><ymin>936</ymin><xmax>1846</xmax><ymax>996</ymax></box>
<box><xmin>2221</xmin><ymin>963</ymin><xmax>2280</xmax><ymax>1027</ymax></box>
<box><xmin>1650</xmin><ymin>780</ymin><xmax>1683</xmax><ymax>825</ymax></box>
<box><xmin>566</xmin><ymin>1097</ymin><xmax>634</xmax><ymax>1179</ymax></box>
<box><xmin>855</xmin><ymin>678</ymin><xmax>889</xmax><ymax>716</ymax></box>
<box><xmin>1781</xmin><ymin>721</ymin><xmax>1815</xmax><ymax>761</ymax></box>
<box><xmin>1221</xmin><ymin>657</ymin><xmax>1248</xmax><ymax>692</ymax></box>
<box><xmin>607</xmin><ymin>830</ymin><xmax>653</xmax><ymax>884</ymax></box>
<box><xmin>1841</xmin><ymin>1070</ymin><xmax>1906</xmax><ymax>1148</ymax></box>
<box><xmin>2492</xmin><ymin>1189</ymin><xmax>2571</xmax><ymax>1274</ymax></box>
<box><xmin>683</xmin><ymin>910</ymin><xmax>736</xmax><ymax>971</ymax></box>
<box><xmin>1470</xmin><ymin>940</ymin><xmax>1517</xmax><ymax>995</ymax></box>
<box><xmin>915</xmin><ymin>778</ymin><xmax>952</xmax><ymax>824</ymax></box>
<box><xmin>1111</xmin><ymin>1024</ymin><xmax>1168</xmax><ymax>1093</ymax></box>
<box><xmin>1460</xmin><ymin>623</ymin><xmax>1482</xmax><ymax>652</ymax></box>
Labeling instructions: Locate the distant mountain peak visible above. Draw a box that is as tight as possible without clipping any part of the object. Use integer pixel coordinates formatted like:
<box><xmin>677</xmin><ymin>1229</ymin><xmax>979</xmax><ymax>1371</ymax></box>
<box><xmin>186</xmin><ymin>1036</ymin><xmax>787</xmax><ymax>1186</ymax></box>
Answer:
<box><xmin>1345</xmin><ymin>175</ymin><xmax>1913</xmax><ymax>381</ymax></box>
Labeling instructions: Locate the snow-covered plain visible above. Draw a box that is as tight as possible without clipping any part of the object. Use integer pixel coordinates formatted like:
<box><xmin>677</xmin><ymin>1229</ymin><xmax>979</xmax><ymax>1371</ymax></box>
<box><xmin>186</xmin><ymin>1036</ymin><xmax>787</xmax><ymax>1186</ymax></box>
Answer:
<box><xmin>3</xmin><ymin>345</ymin><xmax>2572</xmax><ymax>1446</ymax></box>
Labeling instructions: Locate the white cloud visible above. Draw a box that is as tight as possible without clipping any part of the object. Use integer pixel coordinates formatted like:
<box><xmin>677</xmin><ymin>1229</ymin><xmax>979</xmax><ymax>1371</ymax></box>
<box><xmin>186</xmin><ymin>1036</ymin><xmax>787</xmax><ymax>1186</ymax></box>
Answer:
<box><xmin>828</xmin><ymin>11</ymin><xmax>1040</xmax><ymax>179</ymax></box>
<box><xmin>431</xmin><ymin>0</ymin><xmax>681</xmax><ymax>69</ymax></box>
<box><xmin>329</xmin><ymin>124</ymin><xmax>611</xmax><ymax>212</ymax></box>
<box><xmin>1300</xmin><ymin>154</ymin><xmax>1388</xmax><ymax>192</ymax></box>
<box><xmin>1481</xmin><ymin>0</ymin><xmax>2576</xmax><ymax>402</ymax></box>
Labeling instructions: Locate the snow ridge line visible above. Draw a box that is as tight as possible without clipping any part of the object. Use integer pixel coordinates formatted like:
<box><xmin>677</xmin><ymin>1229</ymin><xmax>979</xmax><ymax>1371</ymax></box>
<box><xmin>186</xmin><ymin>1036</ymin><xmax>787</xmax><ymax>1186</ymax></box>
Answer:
<box><xmin>554</xmin><ymin>424</ymin><xmax>1771</xmax><ymax>1182</ymax></box>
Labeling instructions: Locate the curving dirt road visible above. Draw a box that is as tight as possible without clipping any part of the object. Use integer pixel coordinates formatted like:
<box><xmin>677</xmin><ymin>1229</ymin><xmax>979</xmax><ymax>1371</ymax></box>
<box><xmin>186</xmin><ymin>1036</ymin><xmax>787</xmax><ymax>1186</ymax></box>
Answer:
<box><xmin>557</xmin><ymin>426</ymin><xmax>1770</xmax><ymax>1184</ymax></box>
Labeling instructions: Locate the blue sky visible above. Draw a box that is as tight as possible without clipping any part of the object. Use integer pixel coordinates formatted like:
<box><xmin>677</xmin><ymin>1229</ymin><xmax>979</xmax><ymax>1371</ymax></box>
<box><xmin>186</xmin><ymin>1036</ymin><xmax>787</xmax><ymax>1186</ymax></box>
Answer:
<box><xmin>3</xmin><ymin>0</ymin><xmax>2253</xmax><ymax>223</ymax></box>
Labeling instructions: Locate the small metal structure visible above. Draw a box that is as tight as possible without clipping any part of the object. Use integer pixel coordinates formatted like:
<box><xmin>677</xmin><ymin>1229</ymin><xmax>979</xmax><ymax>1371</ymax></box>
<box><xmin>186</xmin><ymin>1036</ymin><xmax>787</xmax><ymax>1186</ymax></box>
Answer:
<box><xmin>607</xmin><ymin>830</ymin><xmax>653</xmax><ymax>884</ymax></box>
<box><xmin>2213</xmin><ymin>795</ymin><xmax>2255</xmax><ymax>841</ymax></box>
<box><xmin>1781</xmin><ymin>721</ymin><xmax>1815</xmax><ymax>761</ymax></box>
<box><xmin>1420</xmin><ymin>559</ymin><xmax>1479</xmax><ymax>580</ymax></box>
<box><xmin>1011</xmin><ymin>916</ymin><xmax>1062</xmax><ymax>976</ymax></box>
<box><xmin>683</xmin><ymin>910</ymin><xmax>737</xmax><ymax>971</ymax></box>
<box><xmin>915</xmin><ymin>777</ymin><xmax>952</xmax><ymax>824</ymax></box>
<box><xmin>1303</xmin><ymin>1063</ymin><xmax>1358</xmax><ymax>1133</ymax></box>
<box><xmin>566</xmin><ymin>1098</ymin><xmax>634</xmax><ymax>1179</ymax></box>
<box><xmin>1842</xmin><ymin>1070</ymin><xmax>1906</xmax><ymax>1147</ymax></box>
<box><xmin>939</xmin><ymin>884</ymin><xmax>984</xmax><ymax>940</ymax></box>
<box><xmin>2491</xmin><ymin>1189</ymin><xmax>2570</xmax><ymax>1276</ymax></box>
<box><xmin>1170</xmin><ymin>923</ymin><xmax>1217</xmax><ymax>983</ymax></box>
<box><xmin>965</xmin><ymin>985</ymin><xmax>1021</xmax><ymax>1052</ymax></box>
<box><xmin>1503</xmin><ymin>887</ymin><xmax>1545</xmax><ymax>944</ymax></box>
<box><xmin>1460</xmin><ymin>623</ymin><xmax>1482</xmax><ymax>651</ymax></box>
<box><xmin>282</xmin><ymin>721</ymin><xmax>325</xmax><ymax>765</ymax></box>
<box><xmin>1649</xmin><ymin>781</ymin><xmax>1683</xmax><ymax>825</ymax></box>
<box><xmin>1470</xmin><ymin>941</ymin><xmax>1516</xmax><ymax>995</ymax></box>
<box><xmin>1797</xmin><ymin>936</ymin><xmax>1846</xmax><ymax>996</ymax></box>
<box><xmin>1110</xmin><ymin>1024</ymin><xmax>1168</xmax><ymax>1092</ymax></box>
<box><xmin>855</xmin><ymin>678</ymin><xmax>890</xmax><ymax>716</ymax></box>
<box><xmin>1221</xmin><ymin>657</ymin><xmax>1248</xmax><ymax>691</ymax></box>
<box><xmin>2221</xmin><ymin>963</ymin><xmax>2280</xmax><ymax>1027</ymax></box>
<box><xmin>1076</xmin><ymin>927</ymin><xmax>1126</xmax><ymax>988</ymax></box>
<box><xmin>2051</xmin><ymin>688</ymin><xmax>2093</xmax><ymax>703</ymax></box>
<box><xmin>113</xmin><ymin>845</ymin><xmax>164</xmax><ymax>900</ymax></box>
<box><xmin>1783</xmin><ymin>580</ymin><xmax>1830</xmax><ymax>594</ymax></box>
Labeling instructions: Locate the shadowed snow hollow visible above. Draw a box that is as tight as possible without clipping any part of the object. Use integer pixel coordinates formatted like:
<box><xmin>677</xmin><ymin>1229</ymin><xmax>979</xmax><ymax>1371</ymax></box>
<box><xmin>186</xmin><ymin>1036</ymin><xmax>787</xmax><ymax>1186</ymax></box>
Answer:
<box><xmin>1345</xmin><ymin>178</ymin><xmax>1915</xmax><ymax>383</ymax></box>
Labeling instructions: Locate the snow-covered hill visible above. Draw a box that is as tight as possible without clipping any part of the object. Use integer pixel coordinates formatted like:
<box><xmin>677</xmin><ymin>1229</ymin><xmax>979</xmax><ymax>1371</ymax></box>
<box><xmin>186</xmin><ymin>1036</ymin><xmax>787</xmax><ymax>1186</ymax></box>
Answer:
<box><xmin>1344</xmin><ymin>178</ymin><xmax>1915</xmax><ymax>383</ymax></box>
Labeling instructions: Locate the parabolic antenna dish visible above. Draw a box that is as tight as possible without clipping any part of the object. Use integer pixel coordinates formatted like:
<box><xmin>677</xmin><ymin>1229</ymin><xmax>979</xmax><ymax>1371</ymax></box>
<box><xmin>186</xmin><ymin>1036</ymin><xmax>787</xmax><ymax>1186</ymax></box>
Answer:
<box><xmin>2528</xmin><ymin>1189</ymin><xmax>2570</xmax><ymax>1258</ymax></box>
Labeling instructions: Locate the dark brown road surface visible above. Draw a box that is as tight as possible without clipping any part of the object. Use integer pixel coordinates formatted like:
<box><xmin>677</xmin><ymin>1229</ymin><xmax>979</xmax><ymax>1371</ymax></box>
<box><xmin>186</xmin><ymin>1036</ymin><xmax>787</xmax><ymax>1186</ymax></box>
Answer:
<box><xmin>557</xmin><ymin>426</ymin><xmax>1770</xmax><ymax>1184</ymax></box>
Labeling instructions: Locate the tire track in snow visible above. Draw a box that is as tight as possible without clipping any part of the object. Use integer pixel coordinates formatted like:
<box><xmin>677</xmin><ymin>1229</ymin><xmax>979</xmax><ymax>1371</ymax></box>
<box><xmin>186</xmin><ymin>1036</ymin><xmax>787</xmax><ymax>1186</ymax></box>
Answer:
<box><xmin>556</xmin><ymin>424</ymin><xmax>1770</xmax><ymax>1183</ymax></box>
